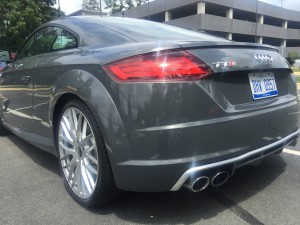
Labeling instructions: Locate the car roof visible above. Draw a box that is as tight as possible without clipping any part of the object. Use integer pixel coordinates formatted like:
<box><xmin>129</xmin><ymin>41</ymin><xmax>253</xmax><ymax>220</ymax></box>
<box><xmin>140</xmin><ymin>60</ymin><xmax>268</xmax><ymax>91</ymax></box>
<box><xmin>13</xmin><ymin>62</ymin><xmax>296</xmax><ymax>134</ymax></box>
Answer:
<box><xmin>47</xmin><ymin>16</ymin><xmax>226</xmax><ymax>47</ymax></box>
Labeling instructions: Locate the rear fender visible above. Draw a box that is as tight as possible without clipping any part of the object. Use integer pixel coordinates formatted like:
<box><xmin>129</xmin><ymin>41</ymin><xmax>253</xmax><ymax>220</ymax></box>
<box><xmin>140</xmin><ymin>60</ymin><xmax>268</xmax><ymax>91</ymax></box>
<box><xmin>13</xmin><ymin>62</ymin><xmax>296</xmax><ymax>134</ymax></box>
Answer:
<box><xmin>50</xmin><ymin>69</ymin><xmax>131</xmax><ymax>169</ymax></box>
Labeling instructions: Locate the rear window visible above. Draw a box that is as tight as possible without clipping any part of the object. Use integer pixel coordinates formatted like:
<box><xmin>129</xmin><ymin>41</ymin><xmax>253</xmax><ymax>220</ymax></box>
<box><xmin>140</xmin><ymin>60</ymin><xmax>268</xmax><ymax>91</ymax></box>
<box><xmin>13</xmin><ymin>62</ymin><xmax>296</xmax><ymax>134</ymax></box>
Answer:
<box><xmin>100</xmin><ymin>18</ymin><xmax>228</xmax><ymax>42</ymax></box>
<box><xmin>66</xmin><ymin>17</ymin><xmax>135</xmax><ymax>46</ymax></box>
<box><xmin>64</xmin><ymin>17</ymin><xmax>227</xmax><ymax>46</ymax></box>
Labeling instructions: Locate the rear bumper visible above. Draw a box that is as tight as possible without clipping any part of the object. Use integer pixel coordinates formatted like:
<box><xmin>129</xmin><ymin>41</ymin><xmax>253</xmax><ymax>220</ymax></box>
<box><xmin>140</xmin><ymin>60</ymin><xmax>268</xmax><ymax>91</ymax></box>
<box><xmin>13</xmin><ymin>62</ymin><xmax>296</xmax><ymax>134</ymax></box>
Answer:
<box><xmin>170</xmin><ymin>129</ymin><xmax>299</xmax><ymax>191</ymax></box>
<box><xmin>113</xmin><ymin>129</ymin><xmax>299</xmax><ymax>192</ymax></box>
<box><xmin>111</xmin><ymin>100</ymin><xmax>300</xmax><ymax>192</ymax></box>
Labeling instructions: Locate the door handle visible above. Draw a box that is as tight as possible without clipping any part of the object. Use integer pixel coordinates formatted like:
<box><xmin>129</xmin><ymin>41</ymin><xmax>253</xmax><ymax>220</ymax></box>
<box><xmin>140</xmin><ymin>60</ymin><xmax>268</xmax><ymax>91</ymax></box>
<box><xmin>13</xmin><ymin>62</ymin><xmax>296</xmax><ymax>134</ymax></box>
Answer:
<box><xmin>21</xmin><ymin>75</ymin><xmax>31</xmax><ymax>85</ymax></box>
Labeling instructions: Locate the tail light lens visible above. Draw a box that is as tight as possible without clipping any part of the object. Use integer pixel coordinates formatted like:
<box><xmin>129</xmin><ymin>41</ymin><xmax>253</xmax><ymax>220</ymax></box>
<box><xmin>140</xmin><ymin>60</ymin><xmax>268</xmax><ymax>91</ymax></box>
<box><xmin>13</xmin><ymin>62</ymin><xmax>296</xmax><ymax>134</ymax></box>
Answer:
<box><xmin>10</xmin><ymin>53</ymin><xmax>16</xmax><ymax>60</ymax></box>
<box><xmin>102</xmin><ymin>50</ymin><xmax>213</xmax><ymax>82</ymax></box>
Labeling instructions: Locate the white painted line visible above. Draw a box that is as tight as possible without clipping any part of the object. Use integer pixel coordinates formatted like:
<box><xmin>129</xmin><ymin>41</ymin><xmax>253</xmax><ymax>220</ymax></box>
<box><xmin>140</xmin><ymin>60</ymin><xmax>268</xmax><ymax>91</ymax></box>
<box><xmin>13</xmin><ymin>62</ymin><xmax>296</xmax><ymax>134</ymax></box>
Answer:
<box><xmin>283</xmin><ymin>148</ymin><xmax>300</xmax><ymax>156</ymax></box>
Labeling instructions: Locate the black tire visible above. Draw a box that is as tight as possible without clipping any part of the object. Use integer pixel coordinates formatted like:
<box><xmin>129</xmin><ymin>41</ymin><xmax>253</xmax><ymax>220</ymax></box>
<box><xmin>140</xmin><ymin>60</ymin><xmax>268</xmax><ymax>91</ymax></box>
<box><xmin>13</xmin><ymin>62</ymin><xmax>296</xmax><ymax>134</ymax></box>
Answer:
<box><xmin>0</xmin><ymin>119</ymin><xmax>10</xmax><ymax>136</ymax></box>
<box><xmin>57</xmin><ymin>99</ymin><xmax>119</xmax><ymax>207</ymax></box>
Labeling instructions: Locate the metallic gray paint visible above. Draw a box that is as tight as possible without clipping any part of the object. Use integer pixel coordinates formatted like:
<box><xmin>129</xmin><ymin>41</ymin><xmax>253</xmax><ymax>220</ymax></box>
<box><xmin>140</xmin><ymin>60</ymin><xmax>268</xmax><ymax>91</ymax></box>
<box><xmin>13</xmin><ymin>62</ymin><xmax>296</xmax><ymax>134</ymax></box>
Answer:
<box><xmin>0</xmin><ymin>17</ymin><xmax>299</xmax><ymax>192</ymax></box>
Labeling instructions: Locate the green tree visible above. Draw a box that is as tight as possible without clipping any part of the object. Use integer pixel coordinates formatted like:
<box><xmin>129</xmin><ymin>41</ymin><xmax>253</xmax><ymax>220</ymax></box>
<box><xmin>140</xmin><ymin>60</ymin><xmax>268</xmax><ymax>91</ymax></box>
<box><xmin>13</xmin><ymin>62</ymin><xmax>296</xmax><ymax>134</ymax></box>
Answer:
<box><xmin>104</xmin><ymin>0</ymin><xmax>123</xmax><ymax>14</ymax></box>
<box><xmin>136</xmin><ymin>0</ymin><xmax>147</xmax><ymax>6</ymax></box>
<box><xmin>125</xmin><ymin>0</ymin><xmax>134</xmax><ymax>8</ymax></box>
<box><xmin>104</xmin><ymin>0</ymin><xmax>148</xmax><ymax>14</ymax></box>
<box><xmin>288</xmin><ymin>51</ymin><xmax>300</xmax><ymax>65</ymax></box>
<box><xmin>82</xmin><ymin>0</ymin><xmax>100</xmax><ymax>10</ymax></box>
<box><xmin>0</xmin><ymin>0</ymin><xmax>63</xmax><ymax>52</ymax></box>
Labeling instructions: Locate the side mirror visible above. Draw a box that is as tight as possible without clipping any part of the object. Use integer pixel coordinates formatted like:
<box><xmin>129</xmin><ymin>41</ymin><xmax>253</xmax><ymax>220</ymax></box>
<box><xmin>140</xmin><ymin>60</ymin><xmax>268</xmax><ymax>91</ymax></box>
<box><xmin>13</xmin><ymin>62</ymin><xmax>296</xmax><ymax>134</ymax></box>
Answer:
<box><xmin>0</xmin><ymin>50</ymin><xmax>11</xmax><ymax>62</ymax></box>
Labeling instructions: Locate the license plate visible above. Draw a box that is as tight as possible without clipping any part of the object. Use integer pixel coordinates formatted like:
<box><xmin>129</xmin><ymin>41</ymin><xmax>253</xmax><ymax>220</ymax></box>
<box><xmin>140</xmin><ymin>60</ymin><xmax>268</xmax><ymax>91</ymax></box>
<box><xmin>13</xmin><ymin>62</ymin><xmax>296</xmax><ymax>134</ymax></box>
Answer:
<box><xmin>248</xmin><ymin>72</ymin><xmax>278</xmax><ymax>100</ymax></box>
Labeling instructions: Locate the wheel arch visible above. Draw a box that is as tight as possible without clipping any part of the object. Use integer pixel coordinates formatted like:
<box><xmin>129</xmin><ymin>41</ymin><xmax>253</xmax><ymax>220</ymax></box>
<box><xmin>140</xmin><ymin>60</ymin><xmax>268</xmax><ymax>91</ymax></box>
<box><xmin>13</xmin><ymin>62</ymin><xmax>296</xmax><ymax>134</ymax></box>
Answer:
<box><xmin>49</xmin><ymin>69</ymin><xmax>131</xmax><ymax>188</ymax></box>
<box><xmin>52</xmin><ymin>93</ymin><xmax>81</xmax><ymax>153</ymax></box>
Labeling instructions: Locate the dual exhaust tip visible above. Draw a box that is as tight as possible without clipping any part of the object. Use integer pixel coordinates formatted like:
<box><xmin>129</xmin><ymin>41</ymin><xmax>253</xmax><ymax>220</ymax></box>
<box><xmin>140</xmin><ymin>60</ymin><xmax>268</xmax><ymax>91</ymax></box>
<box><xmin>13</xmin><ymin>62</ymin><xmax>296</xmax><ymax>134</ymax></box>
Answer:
<box><xmin>183</xmin><ymin>171</ymin><xmax>229</xmax><ymax>192</ymax></box>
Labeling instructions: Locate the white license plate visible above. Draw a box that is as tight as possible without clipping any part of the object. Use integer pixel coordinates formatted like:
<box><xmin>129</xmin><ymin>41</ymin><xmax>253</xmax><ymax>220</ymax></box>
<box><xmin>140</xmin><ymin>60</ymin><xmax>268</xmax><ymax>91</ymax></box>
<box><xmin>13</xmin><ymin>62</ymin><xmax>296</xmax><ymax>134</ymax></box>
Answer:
<box><xmin>248</xmin><ymin>72</ymin><xmax>278</xmax><ymax>100</ymax></box>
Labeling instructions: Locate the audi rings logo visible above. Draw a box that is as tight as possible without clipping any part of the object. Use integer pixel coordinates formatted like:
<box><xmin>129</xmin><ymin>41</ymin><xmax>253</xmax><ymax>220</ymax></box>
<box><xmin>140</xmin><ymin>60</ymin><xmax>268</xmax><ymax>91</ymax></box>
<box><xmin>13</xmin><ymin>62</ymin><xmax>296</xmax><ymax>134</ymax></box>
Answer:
<box><xmin>254</xmin><ymin>54</ymin><xmax>273</xmax><ymax>64</ymax></box>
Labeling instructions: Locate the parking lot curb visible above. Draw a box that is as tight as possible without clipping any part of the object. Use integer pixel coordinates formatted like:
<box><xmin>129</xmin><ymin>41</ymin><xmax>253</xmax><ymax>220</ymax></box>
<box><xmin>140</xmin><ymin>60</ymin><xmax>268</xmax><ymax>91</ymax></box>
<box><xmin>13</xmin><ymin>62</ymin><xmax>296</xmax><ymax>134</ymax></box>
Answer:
<box><xmin>294</xmin><ymin>72</ymin><xmax>300</xmax><ymax>76</ymax></box>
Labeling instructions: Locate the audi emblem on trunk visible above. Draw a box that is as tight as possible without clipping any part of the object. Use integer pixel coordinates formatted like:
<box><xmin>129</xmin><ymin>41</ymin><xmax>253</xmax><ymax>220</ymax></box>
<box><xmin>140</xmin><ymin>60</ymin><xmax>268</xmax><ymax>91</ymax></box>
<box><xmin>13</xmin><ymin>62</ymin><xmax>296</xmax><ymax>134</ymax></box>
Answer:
<box><xmin>255</xmin><ymin>54</ymin><xmax>273</xmax><ymax>64</ymax></box>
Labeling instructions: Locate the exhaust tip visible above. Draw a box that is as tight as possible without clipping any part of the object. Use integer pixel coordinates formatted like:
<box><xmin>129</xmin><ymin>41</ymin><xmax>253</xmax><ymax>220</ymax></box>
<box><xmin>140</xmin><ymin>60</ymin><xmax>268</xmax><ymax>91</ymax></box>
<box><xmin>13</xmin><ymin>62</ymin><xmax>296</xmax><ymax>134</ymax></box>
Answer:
<box><xmin>184</xmin><ymin>176</ymin><xmax>210</xmax><ymax>192</ymax></box>
<box><xmin>211</xmin><ymin>171</ymin><xmax>229</xmax><ymax>187</ymax></box>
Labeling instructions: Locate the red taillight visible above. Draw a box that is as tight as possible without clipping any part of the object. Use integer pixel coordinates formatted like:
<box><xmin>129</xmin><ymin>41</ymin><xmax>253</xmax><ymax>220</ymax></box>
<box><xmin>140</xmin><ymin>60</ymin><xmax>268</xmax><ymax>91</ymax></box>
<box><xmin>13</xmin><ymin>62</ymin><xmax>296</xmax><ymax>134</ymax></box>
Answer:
<box><xmin>10</xmin><ymin>53</ymin><xmax>16</xmax><ymax>60</ymax></box>
<box><xmin>102</xmin><ymin>50</ymin><xmax>213</xmax><ymax>82</ymax></box>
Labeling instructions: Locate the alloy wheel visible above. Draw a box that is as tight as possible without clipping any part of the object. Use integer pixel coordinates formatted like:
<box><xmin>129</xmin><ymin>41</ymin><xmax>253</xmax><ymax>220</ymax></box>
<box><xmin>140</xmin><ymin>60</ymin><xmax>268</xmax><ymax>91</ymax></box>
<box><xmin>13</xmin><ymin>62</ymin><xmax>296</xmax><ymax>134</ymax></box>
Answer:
<box><xmin>58</xmin><ymin>107</ymin><xmax>99</xmax><ymax>199</ymax></box>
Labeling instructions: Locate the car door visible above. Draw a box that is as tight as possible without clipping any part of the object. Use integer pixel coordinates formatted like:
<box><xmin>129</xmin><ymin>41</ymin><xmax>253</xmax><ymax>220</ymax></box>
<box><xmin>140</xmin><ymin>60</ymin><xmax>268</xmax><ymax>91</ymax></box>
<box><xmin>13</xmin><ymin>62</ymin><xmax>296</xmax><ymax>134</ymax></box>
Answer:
<box><xmin>0</xmin><ymin>28</ymin><xmax>56</xmax><ymax>132</ymax></box>
<box><xmin>32</xmin><ymin>26</ymin><xmax>79</xmax><ymax>138</ymax></box>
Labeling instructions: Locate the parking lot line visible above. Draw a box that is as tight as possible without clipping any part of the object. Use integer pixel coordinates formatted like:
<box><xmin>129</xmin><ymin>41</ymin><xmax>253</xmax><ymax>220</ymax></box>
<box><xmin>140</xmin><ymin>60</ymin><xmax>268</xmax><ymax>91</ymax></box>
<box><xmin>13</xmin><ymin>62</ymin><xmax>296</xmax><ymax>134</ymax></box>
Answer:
<box><xmin>283</xmin><ymin>148</ymin><xmax>300</xmax><ymax>156</ymax></box>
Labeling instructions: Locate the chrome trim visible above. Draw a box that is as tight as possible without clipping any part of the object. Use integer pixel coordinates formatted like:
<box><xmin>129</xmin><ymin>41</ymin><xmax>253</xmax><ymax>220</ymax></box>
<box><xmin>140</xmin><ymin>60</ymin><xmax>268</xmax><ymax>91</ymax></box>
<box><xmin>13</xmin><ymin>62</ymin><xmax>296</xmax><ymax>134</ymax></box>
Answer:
<box><xmin>211</xmin><ymin>171</ymin><xmax>229</xmax><ymax>187</ymax></box>
<box><xmin>170</xmin><ymin>129</ymin><xmax>300</xmax><ymax>191</ymax></box>
<box><xmin>254</xmin><ymin>53</ymin><xmax>273</xmax><ymax>64</ymax></box>
<box><xmin>183</xmin><ymin>176</ymin><xmax>210</xmax><ymax>192</ymax></box>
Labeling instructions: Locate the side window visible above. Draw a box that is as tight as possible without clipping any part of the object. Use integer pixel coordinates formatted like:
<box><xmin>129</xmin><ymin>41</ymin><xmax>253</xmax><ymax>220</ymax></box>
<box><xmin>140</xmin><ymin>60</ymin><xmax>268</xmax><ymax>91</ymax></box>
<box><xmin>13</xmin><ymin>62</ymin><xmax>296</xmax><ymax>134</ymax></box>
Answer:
<box><xmin>17</xmin><ymin>27</ymin><xmax>77</xmax><ymax>60</ymax></box>
<box><xmin>18</xmin><ymin>35</ymin><xmax>35</xmax><ymax>59</ymax></box>
<box><xmin>30</xmin><ymin>28</ymin><xmax>56</xmax><ymax>56</ymax></box>
<box><xmin>52</xmin><ymin>29</ymin><xmax>77</xmax><ymax>51</ymax></box>
<box><xmin>32</xmin><ymin>27</ymin><xmax>59</xmax><ymax>55</ymax></box>
<box><xmin>18</xmin><ymin>27</ymin><xmax>57</xmax><ymax>59</ymax></box>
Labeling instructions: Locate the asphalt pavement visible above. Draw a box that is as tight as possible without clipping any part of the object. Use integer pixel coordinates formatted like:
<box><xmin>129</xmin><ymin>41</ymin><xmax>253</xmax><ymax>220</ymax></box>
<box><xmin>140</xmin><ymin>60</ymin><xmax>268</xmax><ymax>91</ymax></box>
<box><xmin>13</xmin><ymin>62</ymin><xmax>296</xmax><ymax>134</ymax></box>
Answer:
<box><xmin>1</xmin><ymin>88</ymin><xmax>300</xmax><ymax>225</ymax></box>
<box><xmin>1</xmin><ymin>132</ymin><xmax>300</xmax><ymax>225</ymax></box>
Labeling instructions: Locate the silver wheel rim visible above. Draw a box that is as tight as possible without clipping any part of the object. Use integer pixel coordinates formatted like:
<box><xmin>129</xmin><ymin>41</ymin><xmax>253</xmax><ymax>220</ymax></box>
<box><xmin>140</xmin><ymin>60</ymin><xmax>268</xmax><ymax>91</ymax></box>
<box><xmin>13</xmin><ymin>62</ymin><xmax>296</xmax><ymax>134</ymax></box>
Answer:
<box><xmin>58</xmin><ymin>107</ymin><xmax>99</xmax><ymax>199</ymax></box>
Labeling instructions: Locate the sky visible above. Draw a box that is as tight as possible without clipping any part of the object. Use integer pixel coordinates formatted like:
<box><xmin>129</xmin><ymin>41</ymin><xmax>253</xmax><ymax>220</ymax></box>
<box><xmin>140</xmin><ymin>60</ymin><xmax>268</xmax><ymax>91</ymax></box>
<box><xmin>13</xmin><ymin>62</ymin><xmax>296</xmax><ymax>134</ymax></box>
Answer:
<box><xmin>58</xmin><ymin>0</ymin><xmax>299</xmax><ymax>15</ymax></box>
<box><xmin>260</xmin><ymin>0</ymin><xmax>299</xmax><ymax>9</ymax></box>
<box><xmin>59</xmin><ymin>0</ymin><xmax>105</xmax><ymax>14</ymax></box>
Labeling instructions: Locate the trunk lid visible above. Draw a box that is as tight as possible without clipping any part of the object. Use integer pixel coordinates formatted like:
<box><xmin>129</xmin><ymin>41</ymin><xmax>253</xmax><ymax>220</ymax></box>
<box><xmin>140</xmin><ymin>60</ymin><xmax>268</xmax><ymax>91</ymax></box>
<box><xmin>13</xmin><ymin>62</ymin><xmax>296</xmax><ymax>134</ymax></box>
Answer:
<box><xmin>180</xmin><ymin>42</ymin><xmax>295</xmax><ymax>108</ymax></box>
<box><xmin>184</xmin><ymin>43</ymin><xmax>289</xmax><ymax>73</ymax></box>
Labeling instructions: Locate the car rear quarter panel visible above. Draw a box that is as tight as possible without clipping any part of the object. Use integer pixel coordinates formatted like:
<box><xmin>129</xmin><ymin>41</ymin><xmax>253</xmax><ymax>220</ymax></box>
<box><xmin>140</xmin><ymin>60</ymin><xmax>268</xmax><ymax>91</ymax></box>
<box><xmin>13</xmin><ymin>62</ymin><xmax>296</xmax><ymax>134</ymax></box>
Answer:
<box><xmin>51</xmin><ymin>68</ymin><xmax>131</xmax><ymax>161</ymax></box>
<box><xmin>32</xmin><ymin>42</ymin><xmax>180</xmax><ymax>155</ymax></box>
<box><xmin>33</xmin><ymin>61</ymin><xmax>130</xmax><ymax>163</ymax></box>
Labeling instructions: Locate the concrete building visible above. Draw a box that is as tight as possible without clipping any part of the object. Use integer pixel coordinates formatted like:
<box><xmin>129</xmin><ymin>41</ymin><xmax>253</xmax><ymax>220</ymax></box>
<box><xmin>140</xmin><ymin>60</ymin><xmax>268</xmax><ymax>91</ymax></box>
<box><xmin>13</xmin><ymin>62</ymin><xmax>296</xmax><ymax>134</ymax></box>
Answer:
<box><xmin>118</xmin><ymin>0</ymin><xmax>300</xmax><ymax>56</ymax></box>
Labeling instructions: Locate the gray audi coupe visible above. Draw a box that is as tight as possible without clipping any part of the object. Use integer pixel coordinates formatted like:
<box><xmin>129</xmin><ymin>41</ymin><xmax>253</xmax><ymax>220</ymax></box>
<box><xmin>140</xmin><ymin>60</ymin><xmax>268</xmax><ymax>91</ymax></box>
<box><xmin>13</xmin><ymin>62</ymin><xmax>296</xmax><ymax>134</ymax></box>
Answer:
<box><xmin>0</xmin><ymin>16</ymin><xmax>299</xmax><ymax>207</ymax></box>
